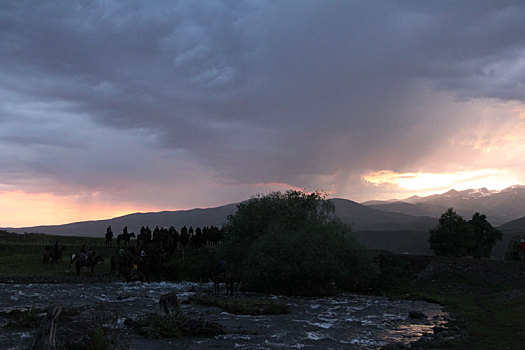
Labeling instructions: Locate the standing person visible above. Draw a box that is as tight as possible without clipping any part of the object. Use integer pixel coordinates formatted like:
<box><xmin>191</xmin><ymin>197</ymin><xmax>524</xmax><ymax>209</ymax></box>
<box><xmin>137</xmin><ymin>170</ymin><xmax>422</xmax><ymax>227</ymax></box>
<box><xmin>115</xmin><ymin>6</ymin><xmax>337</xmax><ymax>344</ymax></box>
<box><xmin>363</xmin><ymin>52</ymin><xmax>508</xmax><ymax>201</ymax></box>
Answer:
<box><xmin>520</xmin><ymin>239</ymin><xmax>525</xmax><ymax>261</ymax></box>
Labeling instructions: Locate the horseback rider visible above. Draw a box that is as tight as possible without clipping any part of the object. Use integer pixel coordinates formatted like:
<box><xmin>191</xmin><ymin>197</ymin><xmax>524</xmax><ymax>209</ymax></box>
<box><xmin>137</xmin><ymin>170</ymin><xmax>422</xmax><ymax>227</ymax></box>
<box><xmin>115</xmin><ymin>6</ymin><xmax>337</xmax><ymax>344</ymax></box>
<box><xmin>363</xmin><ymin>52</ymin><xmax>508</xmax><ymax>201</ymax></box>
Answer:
<box><xmin>79</xmin><ymin>243</ymin><xmax>88</xmax><ymax>262</ymax></box>
<box><xmin>106</xmin><ymin>226</ymin><xmax>113</xmax><ymax>246</ymax></box>
<box><xmin>180</xmin><ymin>225</ymin><xmax>189</xmax><ymax>249</ymax></box>
<box><xmin>87</xmin><ymin>247</ymin><xmax>93</xmax><ymax>260</ymax></box>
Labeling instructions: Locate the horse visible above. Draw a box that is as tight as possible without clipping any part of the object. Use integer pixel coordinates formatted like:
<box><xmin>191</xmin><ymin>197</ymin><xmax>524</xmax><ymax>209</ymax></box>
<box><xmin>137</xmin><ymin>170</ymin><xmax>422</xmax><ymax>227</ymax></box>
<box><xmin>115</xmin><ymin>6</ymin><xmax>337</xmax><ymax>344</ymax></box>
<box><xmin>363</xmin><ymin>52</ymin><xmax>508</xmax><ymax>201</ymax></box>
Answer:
<box><xmin>213</xmin><ymin>272</ymin><xmax>234</xmax><ymax>296</ymax></box>
<box><xmin>71</xmin><ymin>253</ymin><xmax>104</xmax><ymax>277</ymax></box>
<box><xmin>43</xmin><ymin>245</ymin><xmax>65</xmax><ymax>264</ymax></box>
<box><xmin>117</xmin><ymin>232</ymin><xmax>136</xmax><ymax>247</ymax></box>
<box><xmin>69</xmin><ymin>253</ymin><xmax>79</xmax><ymax>270</ymax></box>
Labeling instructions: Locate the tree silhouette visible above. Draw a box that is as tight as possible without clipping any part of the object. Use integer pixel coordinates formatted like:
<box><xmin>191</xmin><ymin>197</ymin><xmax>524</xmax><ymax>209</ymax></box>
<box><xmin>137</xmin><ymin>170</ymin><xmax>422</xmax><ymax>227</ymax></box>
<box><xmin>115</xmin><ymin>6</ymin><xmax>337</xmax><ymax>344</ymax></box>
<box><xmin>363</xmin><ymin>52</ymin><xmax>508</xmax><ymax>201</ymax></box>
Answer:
<box><xmin>220</xmin><ymin>190</ymin><xmax>377</xmax><ymax>295</ymax></box>
<box><xmin>469</xmin><ymin>212</ymin><xmax>502</xmax><ymax>258</ymax></box>
<box><xmin>429</xmin><ymin>208</ymin><xmax>501</xmax><ymax>258</ymax></box>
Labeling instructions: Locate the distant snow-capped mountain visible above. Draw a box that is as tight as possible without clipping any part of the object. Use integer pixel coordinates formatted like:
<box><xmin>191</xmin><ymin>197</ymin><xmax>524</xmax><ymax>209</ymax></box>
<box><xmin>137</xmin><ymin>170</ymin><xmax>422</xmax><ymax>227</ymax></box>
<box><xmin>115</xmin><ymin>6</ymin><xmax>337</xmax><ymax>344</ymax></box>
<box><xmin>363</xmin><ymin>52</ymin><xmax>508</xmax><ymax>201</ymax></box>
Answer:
<box><xmin>364</xmin><ymin>185</ymin><xmax>525</xmax><ymax>226</ymax></box>
<box><xmin>405</xmin><ymin>186</ymin><xmax>523</xmax><ymax>203</ymax></box>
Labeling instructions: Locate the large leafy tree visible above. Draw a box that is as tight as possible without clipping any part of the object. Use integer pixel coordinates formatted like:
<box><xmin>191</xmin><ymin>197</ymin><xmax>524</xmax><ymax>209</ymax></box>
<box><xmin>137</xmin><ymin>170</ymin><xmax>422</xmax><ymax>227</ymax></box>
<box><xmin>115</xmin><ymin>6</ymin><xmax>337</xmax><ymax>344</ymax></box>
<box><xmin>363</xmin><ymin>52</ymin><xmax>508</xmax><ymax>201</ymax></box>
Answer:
<box><xmin>429</xmin><ymin>208</ymin><xmax>472</xmax><ymax>257</ymax></box>
<box><xmin>220</xmin><ymin>190</ymin><xmax>377</xmax><ymax>295</ymax></box>
<box><xmin>429</xmin><ymin>208</ymin><xmax>501</xmax><ymax>258</ymax></box>
<box><xmin>469</xmin><ymin>213</ymin><xmax>502</xmax><ymax>258</ymax></box>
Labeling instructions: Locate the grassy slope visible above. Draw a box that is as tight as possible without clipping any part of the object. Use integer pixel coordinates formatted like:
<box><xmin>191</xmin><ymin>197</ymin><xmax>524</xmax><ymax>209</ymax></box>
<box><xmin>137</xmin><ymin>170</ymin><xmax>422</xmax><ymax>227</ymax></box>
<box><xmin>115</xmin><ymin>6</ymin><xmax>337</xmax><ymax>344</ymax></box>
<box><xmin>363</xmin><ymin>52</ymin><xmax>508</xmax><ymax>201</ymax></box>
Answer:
<box><xmin>0</xmin><ymin>232</ymin><xmax>113</xmax><ymax>276</ymax></box>
<box><xmin>378</xmin><ymin>254</ymin><xmax>525</xmax><ymax>349</ymax></box>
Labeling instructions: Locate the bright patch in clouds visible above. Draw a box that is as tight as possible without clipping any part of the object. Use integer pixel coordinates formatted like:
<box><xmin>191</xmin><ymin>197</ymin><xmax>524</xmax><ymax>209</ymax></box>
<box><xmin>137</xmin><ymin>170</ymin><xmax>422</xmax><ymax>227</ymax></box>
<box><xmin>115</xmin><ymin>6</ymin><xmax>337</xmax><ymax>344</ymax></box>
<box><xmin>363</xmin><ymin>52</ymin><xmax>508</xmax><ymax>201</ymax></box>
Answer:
<box><xmin>363</xmin><ymin>169</ymin><xmax>520</xmax><ymax>196</ymax></box>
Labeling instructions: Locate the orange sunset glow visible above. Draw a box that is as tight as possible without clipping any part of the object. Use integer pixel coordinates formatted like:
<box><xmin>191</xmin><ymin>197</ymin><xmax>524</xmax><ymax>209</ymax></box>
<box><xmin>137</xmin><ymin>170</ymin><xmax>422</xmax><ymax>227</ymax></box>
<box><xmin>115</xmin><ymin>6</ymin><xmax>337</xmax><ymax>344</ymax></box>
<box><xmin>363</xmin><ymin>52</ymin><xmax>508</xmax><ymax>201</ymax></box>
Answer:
<box><xmin>0</xmin><ymin>191</ymin><xmax>165</xmax><ymax>228</ymax></box>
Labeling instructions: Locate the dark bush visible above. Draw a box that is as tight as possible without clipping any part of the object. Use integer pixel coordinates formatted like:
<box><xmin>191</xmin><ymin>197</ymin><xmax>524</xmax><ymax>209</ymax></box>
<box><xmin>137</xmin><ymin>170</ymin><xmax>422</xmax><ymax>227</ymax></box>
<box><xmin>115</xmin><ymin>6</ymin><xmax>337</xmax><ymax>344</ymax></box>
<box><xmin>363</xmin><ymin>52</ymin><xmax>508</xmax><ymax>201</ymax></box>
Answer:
<box><xmin>220</xmin><ymin>190</ymin><xmax>377</xmax><ymax>295</ymax></box>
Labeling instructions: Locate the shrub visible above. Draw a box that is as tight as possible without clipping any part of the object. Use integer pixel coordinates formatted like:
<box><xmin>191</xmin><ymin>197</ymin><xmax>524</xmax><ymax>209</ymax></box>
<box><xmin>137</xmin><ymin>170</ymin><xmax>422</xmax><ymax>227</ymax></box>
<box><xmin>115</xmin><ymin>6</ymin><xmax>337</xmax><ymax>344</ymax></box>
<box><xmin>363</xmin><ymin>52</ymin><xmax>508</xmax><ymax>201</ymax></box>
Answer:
<box><xmin>85</xmin><ymin>325</ymin><xmax>112</xmax><ymax>350</ymax></box>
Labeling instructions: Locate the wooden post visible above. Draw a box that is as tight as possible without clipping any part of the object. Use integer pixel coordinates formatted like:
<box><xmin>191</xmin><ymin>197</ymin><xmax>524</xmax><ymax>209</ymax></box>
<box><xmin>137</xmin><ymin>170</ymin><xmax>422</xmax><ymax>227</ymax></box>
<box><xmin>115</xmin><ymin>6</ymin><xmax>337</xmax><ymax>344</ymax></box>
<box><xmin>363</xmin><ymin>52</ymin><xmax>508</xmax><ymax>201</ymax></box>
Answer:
<box><xmin>32</xmin><ymin>303</ymin><xmax>63</xmax><ymax>350</ymax></box>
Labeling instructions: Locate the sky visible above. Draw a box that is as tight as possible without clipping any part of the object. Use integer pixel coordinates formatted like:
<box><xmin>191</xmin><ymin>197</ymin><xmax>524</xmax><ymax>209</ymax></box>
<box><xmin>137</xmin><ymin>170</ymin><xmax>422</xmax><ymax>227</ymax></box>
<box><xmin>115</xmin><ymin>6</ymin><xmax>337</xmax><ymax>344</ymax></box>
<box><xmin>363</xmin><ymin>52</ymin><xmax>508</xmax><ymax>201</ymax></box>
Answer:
<box><xmin>1</xmin><ymin>1</ymin><xmax>525</xmax><ymax>227</ymax></box>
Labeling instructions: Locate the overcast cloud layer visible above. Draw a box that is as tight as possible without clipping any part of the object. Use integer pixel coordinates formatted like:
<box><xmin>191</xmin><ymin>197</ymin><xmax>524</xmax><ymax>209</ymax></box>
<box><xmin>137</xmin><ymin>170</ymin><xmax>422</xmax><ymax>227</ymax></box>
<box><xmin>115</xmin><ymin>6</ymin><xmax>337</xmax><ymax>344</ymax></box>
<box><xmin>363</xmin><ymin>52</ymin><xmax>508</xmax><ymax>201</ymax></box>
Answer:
<box><xmin>1</xmin><ymin>1</ymin><xmax>525</xmax><ymax>225</ymax></box>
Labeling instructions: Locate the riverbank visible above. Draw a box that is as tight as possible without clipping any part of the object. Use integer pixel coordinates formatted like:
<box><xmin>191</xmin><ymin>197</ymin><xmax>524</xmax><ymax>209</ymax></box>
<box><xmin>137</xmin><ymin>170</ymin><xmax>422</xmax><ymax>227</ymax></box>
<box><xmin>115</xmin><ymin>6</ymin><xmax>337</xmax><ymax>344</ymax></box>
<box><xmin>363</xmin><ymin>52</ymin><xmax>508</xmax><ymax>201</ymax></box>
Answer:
<box><xmin>376</xmin><ymin>252</ymin><xmax>525</xmax><ymax>349</ymax></box>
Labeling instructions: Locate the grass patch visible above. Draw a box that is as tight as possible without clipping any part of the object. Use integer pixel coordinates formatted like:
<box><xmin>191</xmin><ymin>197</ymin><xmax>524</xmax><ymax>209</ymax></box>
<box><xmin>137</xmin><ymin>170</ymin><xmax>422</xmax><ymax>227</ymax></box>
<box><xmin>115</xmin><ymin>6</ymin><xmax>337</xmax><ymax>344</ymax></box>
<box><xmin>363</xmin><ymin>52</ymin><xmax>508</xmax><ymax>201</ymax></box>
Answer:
<box><xmin>0</xmin><ymin>235</ymin><xmax>113</xmax><ymax>277</ymax></box>
<box><xmin>409</xmin><ymin>282</ymin><xmax>525</xmax><ymax>349</ymax></box>
<box><xmin>129</xmin><ymin>312</ymin><xmax>224</xmax><ymax>339</ymax></box>
<box><xmin>378</xmin><ymin>254</ymin><xmax>525</xmax><ymax>350</ymax></box>
<box><xmin>187</xmin><ymin>294</ymin><xmax>290</xmax><ymax>315</ymax></box>
<box><xmin>84</xmin><ymin>325</ymin><xmax>113</xmax><ymax>350</ymax></box>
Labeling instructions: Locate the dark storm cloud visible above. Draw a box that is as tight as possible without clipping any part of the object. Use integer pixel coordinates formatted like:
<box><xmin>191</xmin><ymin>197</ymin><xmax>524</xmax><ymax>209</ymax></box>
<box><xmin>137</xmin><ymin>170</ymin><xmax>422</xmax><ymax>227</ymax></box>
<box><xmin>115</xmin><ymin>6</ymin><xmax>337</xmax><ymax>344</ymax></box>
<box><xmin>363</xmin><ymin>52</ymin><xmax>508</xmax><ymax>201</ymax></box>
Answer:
<box><xmin>1</xmin><ymin>0</ymin><xmax>524</xmax><ymax>200</ymax></box>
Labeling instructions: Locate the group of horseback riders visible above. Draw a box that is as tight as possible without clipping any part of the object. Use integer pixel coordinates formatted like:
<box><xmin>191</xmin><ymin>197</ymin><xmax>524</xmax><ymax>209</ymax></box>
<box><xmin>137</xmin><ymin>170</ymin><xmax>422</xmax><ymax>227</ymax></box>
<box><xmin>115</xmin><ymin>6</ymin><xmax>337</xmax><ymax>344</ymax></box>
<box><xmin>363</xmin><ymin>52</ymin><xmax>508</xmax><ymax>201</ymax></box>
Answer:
<box><xmin>104</xmin><ymin>224</ymin><xmax>225</xmax><ymax>282</ymax></box>
<box><xmin>43</xmin><ymin>240</ymin><xmax>64</xmax><ymax>264</ymax></box>
<box><xmin>42</xmin><ymin>224</ymin><xmax>233</xmax><ymax>293</ymax></box>
<box><xmin>105</xmin><ymin>224</ymin><xmax>223</xmax><ymax>250</ymax></box>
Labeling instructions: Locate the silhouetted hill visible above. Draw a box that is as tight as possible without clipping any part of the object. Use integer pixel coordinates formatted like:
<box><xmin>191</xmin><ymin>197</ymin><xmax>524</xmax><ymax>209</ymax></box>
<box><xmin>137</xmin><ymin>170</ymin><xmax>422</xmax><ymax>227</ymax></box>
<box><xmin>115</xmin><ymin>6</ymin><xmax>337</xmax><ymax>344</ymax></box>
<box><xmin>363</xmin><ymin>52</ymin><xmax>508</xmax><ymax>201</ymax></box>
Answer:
<box><xmin>8</xmin><ymin>203</ymin><xmax>239</xmax><ymax>237</ymax></box>
<box><xmin>330</xmin><ymin>199</ymin><xmax>437</xmax><ymax>231</ymax></box>
<box><xmin>366</xmin><ymin>201</ymin><xmax>446</xmax><ymax>217</ymax></box>
<box><xmin>498</xmin><ymin>216</ymin><xmax>525</xmax><ymax>233</ymax></box>
<box><xmin>7</xmin><ymin>198</ymin><xmax>438</xmax><ymax>237</ymax></box>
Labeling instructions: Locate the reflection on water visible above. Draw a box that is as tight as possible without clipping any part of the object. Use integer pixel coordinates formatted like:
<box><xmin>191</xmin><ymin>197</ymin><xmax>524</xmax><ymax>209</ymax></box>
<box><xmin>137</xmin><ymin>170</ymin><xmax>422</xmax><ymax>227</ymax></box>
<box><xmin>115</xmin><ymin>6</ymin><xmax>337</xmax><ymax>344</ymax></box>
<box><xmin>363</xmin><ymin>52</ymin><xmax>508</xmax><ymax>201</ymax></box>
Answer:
<box><xmin>0</xmin><ymin>282</ymin><xmax>446</xmax><ymax>349</ymax></box>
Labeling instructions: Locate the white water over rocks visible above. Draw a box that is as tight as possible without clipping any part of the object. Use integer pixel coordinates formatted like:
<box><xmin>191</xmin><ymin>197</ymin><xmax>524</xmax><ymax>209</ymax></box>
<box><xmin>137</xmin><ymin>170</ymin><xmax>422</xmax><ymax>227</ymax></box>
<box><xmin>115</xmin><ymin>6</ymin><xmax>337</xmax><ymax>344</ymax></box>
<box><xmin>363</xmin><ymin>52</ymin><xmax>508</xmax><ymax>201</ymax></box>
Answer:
<box><xmin>0</xmin><ymin>281</ymin><xmax>446</xmax><ymax>349</ymax></box>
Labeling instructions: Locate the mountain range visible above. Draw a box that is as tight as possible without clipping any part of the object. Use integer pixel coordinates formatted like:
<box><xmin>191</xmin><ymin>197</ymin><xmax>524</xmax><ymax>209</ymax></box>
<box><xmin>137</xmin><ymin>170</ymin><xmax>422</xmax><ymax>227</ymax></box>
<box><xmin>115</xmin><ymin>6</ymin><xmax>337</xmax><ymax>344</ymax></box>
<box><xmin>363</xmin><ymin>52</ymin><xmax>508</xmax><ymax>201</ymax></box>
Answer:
<box><xmin>6</xmin><ymin>199</ymin><xmax>438</xmax><ymax>237</ymax></box>
<box><xmin>6</xmin><ymin>185</ymin><xmax>525</xmax><ymax>236</ymax></box>
<box><xmin>4</xmin><ymin>185</ymin><xmax>525</xmax><ymax>256</ymax></box>
<box><xmin>363</xmin><ymin>185</ymin><xmax>525</xmax><ymax>227</ymax></box>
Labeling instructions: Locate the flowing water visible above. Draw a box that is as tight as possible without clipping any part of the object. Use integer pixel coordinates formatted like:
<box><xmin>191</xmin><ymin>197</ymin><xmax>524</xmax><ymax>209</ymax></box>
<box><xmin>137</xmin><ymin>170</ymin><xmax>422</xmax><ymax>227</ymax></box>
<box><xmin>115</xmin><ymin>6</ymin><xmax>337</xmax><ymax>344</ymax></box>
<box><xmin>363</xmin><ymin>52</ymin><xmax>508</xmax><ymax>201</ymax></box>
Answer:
<box><xmin>0</xmin><ymin>281</ymin><xmax>446</xmax><ymax>349</ymax></box>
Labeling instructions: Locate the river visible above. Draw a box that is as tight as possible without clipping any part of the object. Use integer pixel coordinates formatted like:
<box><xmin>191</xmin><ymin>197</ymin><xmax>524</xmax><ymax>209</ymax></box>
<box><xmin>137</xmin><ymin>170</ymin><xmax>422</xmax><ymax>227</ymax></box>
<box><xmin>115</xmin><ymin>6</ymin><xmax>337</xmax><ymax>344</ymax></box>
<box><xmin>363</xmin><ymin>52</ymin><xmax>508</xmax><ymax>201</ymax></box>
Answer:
<box><xmin>0</xmin><ymin>281</ymin><xmax>446</xmax><ymax>349</ymax></box>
